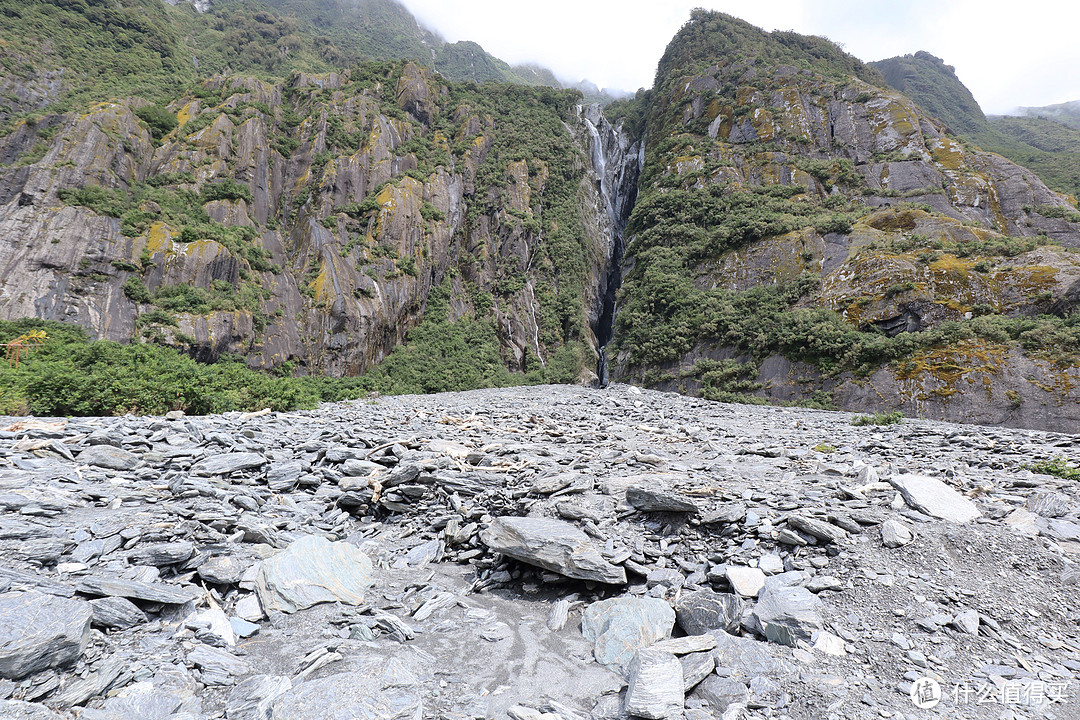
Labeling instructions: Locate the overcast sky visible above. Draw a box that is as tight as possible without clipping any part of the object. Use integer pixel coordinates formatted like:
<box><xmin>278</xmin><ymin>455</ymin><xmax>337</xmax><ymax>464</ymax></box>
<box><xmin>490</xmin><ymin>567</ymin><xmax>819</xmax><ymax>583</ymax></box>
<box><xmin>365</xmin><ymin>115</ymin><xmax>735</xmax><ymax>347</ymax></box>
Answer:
<box><xmin>397</xmin><ymin>0</ymin><xmax>1079</xmax><ymax>115</ymax></box>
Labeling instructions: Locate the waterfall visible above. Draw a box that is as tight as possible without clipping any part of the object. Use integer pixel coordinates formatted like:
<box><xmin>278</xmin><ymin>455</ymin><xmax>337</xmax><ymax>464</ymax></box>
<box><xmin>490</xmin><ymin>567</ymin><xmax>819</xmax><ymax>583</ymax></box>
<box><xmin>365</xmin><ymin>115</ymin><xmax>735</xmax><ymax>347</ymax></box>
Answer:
<box><xmin>581</xmin><ymin>104</ymin><xmax>643</xmax><ymax>387</ymax></box>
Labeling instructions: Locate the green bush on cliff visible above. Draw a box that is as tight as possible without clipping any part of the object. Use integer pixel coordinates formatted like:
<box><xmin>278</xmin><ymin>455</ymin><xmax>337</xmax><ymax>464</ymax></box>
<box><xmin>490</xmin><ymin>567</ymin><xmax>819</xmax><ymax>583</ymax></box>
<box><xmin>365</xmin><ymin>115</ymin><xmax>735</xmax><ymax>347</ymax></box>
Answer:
<box><xmin>0</xmin><ymin>319</ymin><xmax>365</xmax><ymax>416</ymax></box>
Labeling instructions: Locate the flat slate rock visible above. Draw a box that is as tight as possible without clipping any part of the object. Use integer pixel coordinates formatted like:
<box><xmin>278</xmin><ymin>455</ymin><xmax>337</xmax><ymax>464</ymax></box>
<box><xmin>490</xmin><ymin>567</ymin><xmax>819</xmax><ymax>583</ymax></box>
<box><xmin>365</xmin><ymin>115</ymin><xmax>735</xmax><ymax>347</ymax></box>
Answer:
<box><xmin>0</xmin><ymin>590</ymin><xmax>92</xmax><ymax>680</ymax></box>
<box><xmin>89</xmin><ymin>596</ymin><xmax>146</xmax><ymax>630</ymax></box>
<box><xmin>0</xmin><ymin>700</ymin><xmax>68</xmax><ymax>719</ymax></box>
<box><xmin>581</xmin><ymin>596</ymin><xmax>674</xmax><ymax>671</ymax></box>
<box><xmin>255</xmin><ymin>535</ymin><xmax>374</xmax><ymax>614</ymax></box>
<box><xmin>625</xmin><ymin>649</ymin><xmax>685</xmax><ymax>719</ymax></box>
<box><xmin>76</xmin><ymin>576</ymin><xmax>199</xmax><ymax>605</ymax></box>
<box><xmin>480</xmin><ymin>516</ymin><xmax>626</xmax><ymax>584</ymax></box>
<box><xmin>192</xmin><ymin>452</ymin><xmax>267</xmax><ymax>476</ymax></box>
<box><xmin>76</xmin><ymin>445</ymin><xmax>139</xmax><ymax>470</ymax></box>
<box><xmin>126</xmin><ymin>541</ymin><xmax>194</xmax><ymax>567</ymax></box>
<box><xmin>888</xmin><ymin>474</ymin><xmax>981</xmax><ymax>523</ymax></box>
<box><xmin>270</xmin><ymin>660</ymin><xmax>424</xmax><ymax>720</ymax></box>
<box><xmin>626</xmin><ymin>486</ymin><xmax>698</xmax><ymax>513</ymax></box>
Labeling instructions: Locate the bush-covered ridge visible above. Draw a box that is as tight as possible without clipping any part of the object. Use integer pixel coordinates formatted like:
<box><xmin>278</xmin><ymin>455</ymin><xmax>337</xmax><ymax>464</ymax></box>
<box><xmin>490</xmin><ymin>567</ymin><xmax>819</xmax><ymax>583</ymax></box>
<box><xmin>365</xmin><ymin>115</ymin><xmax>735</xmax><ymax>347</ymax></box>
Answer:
<box><xmin>610</xmin><ymin>9</ymin><xmax>1080</xmax><ymax>416</ymax></box>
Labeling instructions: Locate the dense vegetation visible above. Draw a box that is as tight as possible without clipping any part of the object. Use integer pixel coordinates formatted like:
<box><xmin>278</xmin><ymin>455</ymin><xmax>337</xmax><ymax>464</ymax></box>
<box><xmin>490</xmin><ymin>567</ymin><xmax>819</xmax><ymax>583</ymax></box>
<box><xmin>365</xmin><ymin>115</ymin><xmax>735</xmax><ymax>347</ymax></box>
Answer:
<box><xmin>610</xmin><ymin>10</ymin><xmax>1080</xmax><ymax>405</ymax></box>
<box><xmin>0</xmin><ymin>0</ymin><xmax>573</xmax><ymax>126</ymax></box>
<box><xmin>0</xmin><ymin>320</ymin><xmax>366</xmax><ymax>416</ymax></box>
<box><xmin>872</xmin><ymin>52</ymin><xmax>1080</xmax><ymax>199</ymax></box>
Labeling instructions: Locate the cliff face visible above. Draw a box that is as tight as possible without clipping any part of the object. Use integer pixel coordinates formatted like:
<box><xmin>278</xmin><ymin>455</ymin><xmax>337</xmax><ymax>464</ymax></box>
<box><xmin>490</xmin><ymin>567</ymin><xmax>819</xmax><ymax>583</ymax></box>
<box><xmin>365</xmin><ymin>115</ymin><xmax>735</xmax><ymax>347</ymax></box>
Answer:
<box><xmin>0</xmin><ymin>64</ymin><xmax>620</xmax><ymax>381</ymax></box>
<box><xmin>610</xmin><ymin>11</ymin><xmax>1080</xmax><ymax>432</ymax></box>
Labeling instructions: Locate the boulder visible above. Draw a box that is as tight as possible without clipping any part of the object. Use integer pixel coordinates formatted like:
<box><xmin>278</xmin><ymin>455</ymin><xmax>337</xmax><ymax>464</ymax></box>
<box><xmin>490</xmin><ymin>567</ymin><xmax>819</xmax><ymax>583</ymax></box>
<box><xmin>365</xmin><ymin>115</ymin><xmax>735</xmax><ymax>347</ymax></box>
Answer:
<box><xmin>0</xmin><ymin>590</ymin><xmax>92</xmax><ymax>680</ymax></box>
<box><xmin>752</xmin><ymin>585</ymin><xmax>824</xmax><ymax>647</ymax></box>
<box><xmin>76</xmin><ymin>445</ymin><xmax>138</xmax><ymax>470</ymax></box>
<box><xmin>625</xmin><ymin>649</ymin><xmax>685</xmax><ymax>719</ymax></box>
<box><xmin>626</xmin><ymin>487</ymin><xmax>698</xmax><ymax>513</ymax></box>
<box><xmin>581</xmin><ymin>596</ymin><xmax>675</xmax><ymax>671</ymax></box>
<box><xmin>676</xmin><ymin>590</ymin><xmax>743</xmax><ymax>635</ymax></box>
<box><xmin>480</xmin><ymin>517</ymin><xmax>626</xmax><ymax>584</ymax></box>
<box><xmin>888</xmin><ymin>474</ymin><xmax>981</xmax><ymax>523</ymax></box>
<box><xmin>255</xmin><ymin>535</ymin><xmax>374</xmax><ymax>613</ymax></box>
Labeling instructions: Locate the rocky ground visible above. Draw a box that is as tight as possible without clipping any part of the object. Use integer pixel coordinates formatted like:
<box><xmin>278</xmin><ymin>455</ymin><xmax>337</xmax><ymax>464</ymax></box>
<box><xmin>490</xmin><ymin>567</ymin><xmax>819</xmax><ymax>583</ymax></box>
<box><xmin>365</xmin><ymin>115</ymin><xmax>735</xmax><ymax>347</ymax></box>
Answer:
<box><xmin>1</xmin><ymin>384</ymin><xmax>1079</xmax><ymax>720</ymax></box>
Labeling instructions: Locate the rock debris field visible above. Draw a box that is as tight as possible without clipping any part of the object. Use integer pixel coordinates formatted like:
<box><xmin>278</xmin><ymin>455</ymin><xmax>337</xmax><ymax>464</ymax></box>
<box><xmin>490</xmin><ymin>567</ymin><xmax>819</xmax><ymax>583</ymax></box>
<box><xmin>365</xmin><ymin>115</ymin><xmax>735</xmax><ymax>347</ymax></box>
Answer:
<box><xmin>1</xmin><ymin>384</ymin><xmax>1079</xmax><ymax>720</ymax></box>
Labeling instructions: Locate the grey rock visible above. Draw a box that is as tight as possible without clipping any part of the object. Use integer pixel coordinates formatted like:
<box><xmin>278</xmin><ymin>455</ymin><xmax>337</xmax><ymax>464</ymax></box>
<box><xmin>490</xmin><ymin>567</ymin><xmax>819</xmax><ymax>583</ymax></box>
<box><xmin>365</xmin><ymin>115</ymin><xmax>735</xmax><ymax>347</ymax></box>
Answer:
<box><xmin>266</xmin><ymin>461</ymin><xmax>303</xmax><ymax>492</ymax></box>
<box><xmin>226</xmin><ymin>675</ymin><xmax>292</xmax><ymax>720</ymax></box>
<box><xmin>255</xmin><ymin>535</ymin><xmax>374</xmax><ymax>614</ymax></box>
<box><xmin>76</xmin><ymin>576</ymin><xmax>199</xmax><ymax>605</ymax></box>
<box><xmin>270</xmin><ymin>660</ymin><xmax>423</xmax><ymax>720</ymax></box>
<box><xmin>76</xmin><ymin>445</ymin><xmax>139</xmax><ymax>470</ymax></box>
<box><xmin>126</xmin><ymin>541</ymin><xmax>194</xmax><ymax>567</ymax></box>
<box><xmin>89</xmin><ymin>596</ymin><xmax>146</xmax><ymax>630</ymax></box>
<box><xmin>188</xmin><ymin>644</ymin><xmax>251</xmax><ymax>686</ymax></box>
<box><xmin>680</xmin><ymin>651</ymin><xmax>715</xmax><ymax>692</ymax></box>
<box><xmin>651</xmin><ymin>634</ymin><xmax>717</xmax><ymax>655</ymax></box>
<box><xmin>952</xmin><ymin>609</ymin><xmax>980</xmax><ymax>635</ymax></box>
<box><xmin>676</xmin><ymin>590</ymin><xmax>744</xmax><ymax>635</ymax></box>
<box><xmin>1026</xmin><ymin>491</ymin><xmax>1074</xmax><ymax>518</ymax></box>
<box><xmin>0</xmin><ymin>590</ymin><xmax>92</xmax><ymax>680</ymax></box>
<box><xmin>725</xmin><ymin>566</ymin><xmax>766</xmax><ymax>598</ymax></box>
<box><xmin>888</xmin><ymin>474</ymin><xmax>981</xmax><ymax>523</ymax></box>
<box><xmin>197</xmin><ymin>556</ymin><xmax>245</xmax><ymax>585</ymax></box>
<box><xmin>786</xmin><ymin>515</ymin><xmax>847</xmax><ymax>544</ymax></box>
<box><xmin>624</xmin><ymin>649</ymin><xmax>685</xmax><ymax>719</ymax></box>
<box><xmin>581</xmin><ymin>596</ymin><xmax>674</xmax><ymax>670</ymax></box>
<box><xmin>1047</xmin><ymin>518</ymin><xmax>1080</xmax><ymax>542</ymax></box>
<box><xmin>0</xmin><ymin>700</ymin><xmax>68</xmax><ymax>718</ymax></box>
<box><xmin>710</xmin><ymin>630</ymin><xmax>791</xmax><ymax>677</ymax></box>
<box><xmin>626</xmin><ymin>487</ymin><xmax>698</xmax><ymax>513</ymax></box>
<box><xmin>480</xmin><ymin>516</ymin><xmax>626</xmax><ymax>584</ymax></box>
<box><xmin>880</xmin><ymin>519</ymin><xmax>914</xmax><ymax>548</ymax></box>
<box><xmin>191</xmin><ymin>452</ymin><xmax>267</xmax><ymax>476</ymax></box>
<box><xmin>694</xmin><ymin>676</ymin><xmax>749</xmax><ymax>713</ymax></box>
<box><xmin>751</xmin><ymin>585</ymin><xmax>824</xmax><ymax>647</ymax></box>
<box><xmin>78</xmin><ymin>687</ymin><xmax>186</xmax><ymax>720</ymax></box>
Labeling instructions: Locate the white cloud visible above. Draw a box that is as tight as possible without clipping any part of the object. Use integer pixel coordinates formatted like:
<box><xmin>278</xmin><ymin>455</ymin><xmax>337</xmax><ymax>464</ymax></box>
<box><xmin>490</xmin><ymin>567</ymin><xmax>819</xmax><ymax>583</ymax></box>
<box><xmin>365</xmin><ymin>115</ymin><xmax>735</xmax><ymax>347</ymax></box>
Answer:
<box><xmin>396</xmin><ymin>0</ymin><xmax>1079</xmax><ymax>114</ymax></box>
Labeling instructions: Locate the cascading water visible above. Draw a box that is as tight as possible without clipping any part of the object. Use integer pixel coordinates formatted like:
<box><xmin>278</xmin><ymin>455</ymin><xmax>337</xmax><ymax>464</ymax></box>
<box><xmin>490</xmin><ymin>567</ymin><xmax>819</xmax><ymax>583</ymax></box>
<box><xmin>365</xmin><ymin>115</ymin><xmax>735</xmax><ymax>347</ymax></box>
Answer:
<box><xmin>581</xmin><ymin>104</ymin><xmax>643</xmax><ymax>387</ymax></box>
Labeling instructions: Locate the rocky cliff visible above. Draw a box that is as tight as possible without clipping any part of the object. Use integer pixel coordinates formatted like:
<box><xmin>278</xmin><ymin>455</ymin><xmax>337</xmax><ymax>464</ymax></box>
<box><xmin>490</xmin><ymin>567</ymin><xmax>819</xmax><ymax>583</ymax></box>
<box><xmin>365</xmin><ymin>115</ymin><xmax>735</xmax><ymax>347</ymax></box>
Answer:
<box><xmin>0</xmin><ymin>63</ymin><xmax>624</xmax><ymax>383</ymax></box>
<box><xmin>609</xmin><ymin>11</ymin><xmax>1080</xmax><ymax>432</ymax></box>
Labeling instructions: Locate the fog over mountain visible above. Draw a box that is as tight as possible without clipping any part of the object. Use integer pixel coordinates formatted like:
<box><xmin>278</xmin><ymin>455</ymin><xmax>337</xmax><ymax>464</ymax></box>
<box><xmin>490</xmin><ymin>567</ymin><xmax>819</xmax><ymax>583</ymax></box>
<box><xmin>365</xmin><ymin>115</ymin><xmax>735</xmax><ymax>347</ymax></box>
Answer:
<box><xmin>397</xmin><ymin>0</ymin><xmax>1080</xmax><ymax>114</ymax></box>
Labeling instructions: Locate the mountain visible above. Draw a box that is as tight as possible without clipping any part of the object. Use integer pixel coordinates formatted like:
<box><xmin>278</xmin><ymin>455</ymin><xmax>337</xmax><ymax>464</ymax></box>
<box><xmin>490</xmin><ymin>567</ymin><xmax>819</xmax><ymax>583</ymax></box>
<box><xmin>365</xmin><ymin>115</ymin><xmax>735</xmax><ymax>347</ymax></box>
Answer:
<box><xmin>872</xmin><ymin>52</ymin><xmax>1080</xmax><ymax>199</ymax></box>
<box><xmin>608</xmin><ymin>10</ymin><xmax>1080</xmax><ymax>431</ymax></box>
<box><xmin>0</xmin><ymin>0</ymin><xmax>596</xmax><ymax>129</ymax></box>
<box><xmin>1015</xmin><ymin>99</ymin><xmax>1080</xmax><ymax>129</ymax></box>
<box><xmin>2</xmin><ymin>5</ymin><xmax>1080</xmax><ymax>431</ymax></box>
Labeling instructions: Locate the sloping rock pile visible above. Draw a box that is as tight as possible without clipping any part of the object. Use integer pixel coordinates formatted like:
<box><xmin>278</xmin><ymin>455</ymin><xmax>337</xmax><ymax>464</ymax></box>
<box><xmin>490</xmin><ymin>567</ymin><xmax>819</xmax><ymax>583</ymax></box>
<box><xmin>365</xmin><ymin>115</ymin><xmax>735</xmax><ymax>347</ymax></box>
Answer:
<box><xmin>0</xmin><ymin>384</ymin><xmax>1078</xmax><ymax>719</ymax></box>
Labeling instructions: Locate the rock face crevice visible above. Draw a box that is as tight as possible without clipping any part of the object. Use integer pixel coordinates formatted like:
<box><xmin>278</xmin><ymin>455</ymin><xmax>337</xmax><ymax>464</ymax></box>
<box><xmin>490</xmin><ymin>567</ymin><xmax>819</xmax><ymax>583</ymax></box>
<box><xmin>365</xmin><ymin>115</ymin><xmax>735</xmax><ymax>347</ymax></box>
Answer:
<box><xmin>580</xmin><ymin>104</ymin><xmax>643</xmax><ymax>385</ymax></box>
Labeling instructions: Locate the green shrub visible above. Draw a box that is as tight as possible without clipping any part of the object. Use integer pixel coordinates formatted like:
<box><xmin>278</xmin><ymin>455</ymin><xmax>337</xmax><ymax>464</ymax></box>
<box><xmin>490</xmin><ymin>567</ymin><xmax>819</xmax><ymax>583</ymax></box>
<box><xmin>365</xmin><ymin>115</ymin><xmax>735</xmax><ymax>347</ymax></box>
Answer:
<box><xmin>852</xmin><ymin>411</ymin><xmax>904</xmax><ymax>426</ymax></box>
<box><xmin>134</xmin><ymin>104</ymin><xmax>178</xmax><ymax>139</ymax></box>
<box><xmin>122</xmin><ymin>277</ymin><xmax>152</xmax><ymax>304</ymax></box>
<box><xmin>1027</xmin><ymin>457</ymin><xmax>1080</xmax><ymax>481</ymax></box>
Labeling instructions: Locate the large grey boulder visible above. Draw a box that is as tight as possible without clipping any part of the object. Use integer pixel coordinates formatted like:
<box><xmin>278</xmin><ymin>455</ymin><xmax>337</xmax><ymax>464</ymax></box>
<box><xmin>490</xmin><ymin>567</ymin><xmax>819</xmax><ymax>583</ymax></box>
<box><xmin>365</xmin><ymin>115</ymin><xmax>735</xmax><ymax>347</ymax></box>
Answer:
<box><xmin>888</xmin><ymin>474</ymin><xmax>981</xmax><ymax>523</ymax></box>
<box><xmin>709</xmin><ymin>629</ymin><xmax>791</xmax><ymax>678</ymax></box>
<box><xmin>624</xmin><ymin>648</ymin><xmax>685</xmax><ymax>719</ymax></box>
<box><xmin>270</xmin><ymin>659</ymin><xmax>423</xmax><ymax>720</ymax></box>
<box><xmin>676</xmin><ymin>590</ymin><xmax>743</xmax><ymax>635</ymax></box>
<box><xmin>581</xmin><ymin>596</ymin><xmax>674</xmax><ymax>671</ymax></box>
<box><xmin>76</xmin><ymin>576</ymin><xmax>199</xmax><ymax>605</ymax></box>
<box><xmin>751</xmin><ymin>585</ymin><xmax>824</xmax><ymax>647</ymax></box>
<box><xmin>0</xmin><ymin>590</ymin><xmax>92</xmax><ymax>680</ymax></box>
<box><xmin>255</xmin><ymin>535</ymin><xmax>374</xmax><ymax>614</ymax></box>
<box><xmin>626</xmin><ymin>487</ymin><xmax>698</xmax><ymax>513</ymax></box>
<box><xmin>480</xmin><ymin>516</ymin><xmax>626</xmax><ymax>584</ymax></box>
<box><xmin>0</xmin><ymin>700</ymin><xmax>68</xmax><ymax>718</ymax></box>
<box><xmin>192</xmin><ymin>452</ymin><xmax>267</xmax><ymax>476</ymax></box>
<box><xmin>76</xmin><ymin>445</ymin><xmax>139</xmax><ymax>470</ymax></box>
